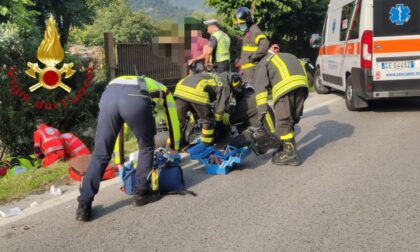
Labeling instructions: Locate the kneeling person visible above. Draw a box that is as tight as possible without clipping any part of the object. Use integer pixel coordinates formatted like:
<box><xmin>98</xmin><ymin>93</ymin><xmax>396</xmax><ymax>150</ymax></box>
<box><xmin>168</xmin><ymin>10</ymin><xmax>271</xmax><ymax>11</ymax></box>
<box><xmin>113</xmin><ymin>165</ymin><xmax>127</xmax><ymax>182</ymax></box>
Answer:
<box><xmin>222</xmin><ymin>73</ymin><xmax>276</xmax><ymax>152</ymax></box>
<box><xmin>255</xmin><ymin>53</ymin><xmax>309</xmax><ymax>165</ymax></box>
<box><xmin>174</xmin><ymin>65</ymin><xmax>230</xmax><ymax>146</ymax></box>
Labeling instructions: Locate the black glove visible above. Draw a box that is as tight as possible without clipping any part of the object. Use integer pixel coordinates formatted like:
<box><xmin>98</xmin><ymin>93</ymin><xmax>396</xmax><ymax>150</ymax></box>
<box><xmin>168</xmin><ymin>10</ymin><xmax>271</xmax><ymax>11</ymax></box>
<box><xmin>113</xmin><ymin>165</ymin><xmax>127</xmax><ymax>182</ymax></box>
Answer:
<box><xmin>34</xmin><ymin>147</ymin><xmax>45</xmax><ymax>159</ymax></box>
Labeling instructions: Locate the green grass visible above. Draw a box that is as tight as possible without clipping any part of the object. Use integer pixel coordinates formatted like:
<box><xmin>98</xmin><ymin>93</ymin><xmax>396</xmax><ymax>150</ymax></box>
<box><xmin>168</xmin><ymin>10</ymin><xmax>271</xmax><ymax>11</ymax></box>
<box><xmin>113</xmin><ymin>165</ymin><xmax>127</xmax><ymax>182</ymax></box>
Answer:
<box><xmin>0</xmin><ymin>136</ymin><xmax>138</xmax><ymax>204</ymax></box>
<box><xmin>124</xmin><ymin>137</ymin><xmax>138</xmax><ymax>155</ymax></box>
<box><xmin>0</xmin><ymin>162</ymin><xmax>69</xmax><ymax>204</ymax></box>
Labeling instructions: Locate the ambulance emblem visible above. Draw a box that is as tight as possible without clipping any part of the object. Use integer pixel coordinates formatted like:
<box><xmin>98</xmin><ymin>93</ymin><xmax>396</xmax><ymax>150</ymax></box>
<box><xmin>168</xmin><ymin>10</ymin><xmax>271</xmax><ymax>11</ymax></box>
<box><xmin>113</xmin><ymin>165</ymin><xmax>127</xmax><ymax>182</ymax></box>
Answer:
<box><xmin>390</xmin><ymin>4</ymin><xmax>411</xmax><ymax>26</ymax></box>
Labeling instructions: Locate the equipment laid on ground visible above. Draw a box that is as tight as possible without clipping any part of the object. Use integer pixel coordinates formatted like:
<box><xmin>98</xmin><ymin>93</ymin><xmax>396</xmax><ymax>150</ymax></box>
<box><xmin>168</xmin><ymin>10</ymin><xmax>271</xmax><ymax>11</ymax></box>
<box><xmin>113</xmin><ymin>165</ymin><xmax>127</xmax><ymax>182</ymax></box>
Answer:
<box><xmin>119</xmin><ymin>148</ymin><xmax>194</xmax><ymax>195</ymax></box>
<box><xmin>68</xmin><ymin>154</ymin><xmax>115</xmax><ymax>182</ymax></box>
<box><xmin>0</xmin><ymin>156</ymin><xmax>40</xmax><ymax>178</ymax></box>
<box><xmin>188</xmin><ymin>143</ymin><xmax>251</xmax><ymax>175</ymax></box>
<box><xmin>0</xmin><ymin>161</ymin><xmax>9</xmax><ymax>178</ymax></box>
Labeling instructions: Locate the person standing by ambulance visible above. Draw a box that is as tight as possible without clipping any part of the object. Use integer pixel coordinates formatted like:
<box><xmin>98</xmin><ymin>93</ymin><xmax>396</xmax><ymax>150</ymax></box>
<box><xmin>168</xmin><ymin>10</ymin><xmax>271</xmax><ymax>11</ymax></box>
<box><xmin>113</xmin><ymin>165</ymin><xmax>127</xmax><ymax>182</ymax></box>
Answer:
<box><xmin>234</xmin><ymin>7</ymin><xmax>270</xmax><ymax>85</ymax></box>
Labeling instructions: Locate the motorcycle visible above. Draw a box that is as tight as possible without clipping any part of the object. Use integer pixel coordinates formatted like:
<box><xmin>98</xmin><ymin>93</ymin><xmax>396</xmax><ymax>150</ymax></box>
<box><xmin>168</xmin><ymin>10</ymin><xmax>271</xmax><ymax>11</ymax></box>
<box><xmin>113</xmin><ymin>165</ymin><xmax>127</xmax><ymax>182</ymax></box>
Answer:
<box><xmin>300</xmin><ymin>58</ymin><xmax>315</xmax><ymax>87</ymax></box>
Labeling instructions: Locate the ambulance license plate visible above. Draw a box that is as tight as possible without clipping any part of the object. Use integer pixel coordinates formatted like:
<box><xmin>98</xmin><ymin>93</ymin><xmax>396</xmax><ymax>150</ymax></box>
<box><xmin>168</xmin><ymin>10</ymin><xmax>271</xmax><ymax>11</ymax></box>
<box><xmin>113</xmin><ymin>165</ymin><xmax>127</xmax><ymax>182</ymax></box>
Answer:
<box><xmin>381</xmin><ymin>61</ymin><xmax>416</xmax><ymax>70</ymax></box>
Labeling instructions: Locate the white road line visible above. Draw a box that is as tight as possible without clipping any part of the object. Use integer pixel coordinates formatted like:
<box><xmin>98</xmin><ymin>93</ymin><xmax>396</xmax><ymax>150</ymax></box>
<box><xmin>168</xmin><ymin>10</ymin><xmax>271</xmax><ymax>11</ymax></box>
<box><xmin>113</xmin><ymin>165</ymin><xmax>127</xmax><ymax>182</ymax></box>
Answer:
<box><xmin>0</xmin><ymin>95</ymin><xmax>341</xmax><ymax>228</ymax></box>
<box><xmin>303</xmin><ymin>96</ymin><xmax>342</xmax><ymax>114</ymax></box>
<box><xmin>0</xmin><ymin>178</ymin><xmax>120</xmax><ymax>227</ymax></box>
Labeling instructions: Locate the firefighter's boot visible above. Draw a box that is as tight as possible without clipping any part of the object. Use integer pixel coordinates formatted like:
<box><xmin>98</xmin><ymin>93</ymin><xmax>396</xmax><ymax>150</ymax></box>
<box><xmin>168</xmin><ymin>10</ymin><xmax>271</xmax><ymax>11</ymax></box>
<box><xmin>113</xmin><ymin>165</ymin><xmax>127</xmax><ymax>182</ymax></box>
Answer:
<box><xmin>272</xmin><ymin>139</ymin><xmax>299</xmax><ymax>166</ymax></box>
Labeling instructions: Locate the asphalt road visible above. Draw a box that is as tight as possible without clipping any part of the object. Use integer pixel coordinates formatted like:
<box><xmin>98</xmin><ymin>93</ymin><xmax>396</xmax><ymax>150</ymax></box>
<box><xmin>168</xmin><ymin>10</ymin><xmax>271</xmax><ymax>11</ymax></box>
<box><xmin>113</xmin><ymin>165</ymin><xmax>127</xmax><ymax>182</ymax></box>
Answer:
<box><xmin>1</xmin><ymin>93</ymin><xmax>420</xmax><ymax>251</ymax></box>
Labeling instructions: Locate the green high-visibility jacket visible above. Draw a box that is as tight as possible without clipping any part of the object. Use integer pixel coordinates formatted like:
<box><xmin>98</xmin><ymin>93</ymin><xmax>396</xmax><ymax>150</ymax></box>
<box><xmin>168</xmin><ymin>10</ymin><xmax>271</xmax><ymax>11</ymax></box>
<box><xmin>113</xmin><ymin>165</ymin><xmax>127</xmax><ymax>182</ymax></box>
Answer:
<box><xmin>110</xmin><ymin>76</ymin><xmax>181</xmax><ymax>164</ymax></box>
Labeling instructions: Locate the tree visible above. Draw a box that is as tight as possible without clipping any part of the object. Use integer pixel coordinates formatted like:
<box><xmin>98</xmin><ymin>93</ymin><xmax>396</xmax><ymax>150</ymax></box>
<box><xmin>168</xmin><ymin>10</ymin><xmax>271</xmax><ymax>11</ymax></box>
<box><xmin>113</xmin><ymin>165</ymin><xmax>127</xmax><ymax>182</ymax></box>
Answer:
<box><xmin>0</xmin><ymin>0</ymin><xmax>36</xmax><ymax>27</ymax></box>
<box><xmin>206</xmin><ymin>0</ymin><xmax>329</xmax><ymax>58</ymax></box>
<box><xmin>70</xmin><ymin>0</ymin><xmax>157</xmax><ymax>46</ymax></box>
<box><xmin>129</xmin><ymin>0</ymin><xmax>190</xmax><ymax>21</ymax></box>
<box><xmin>30</xmin><ymin>0</ymin><xmax>95</xmax><ymax>46</ymax></box>
<box><xmin>0</xmin><ymin>19</ymin><xmax>103</xmax><ymax>158</ymax></box>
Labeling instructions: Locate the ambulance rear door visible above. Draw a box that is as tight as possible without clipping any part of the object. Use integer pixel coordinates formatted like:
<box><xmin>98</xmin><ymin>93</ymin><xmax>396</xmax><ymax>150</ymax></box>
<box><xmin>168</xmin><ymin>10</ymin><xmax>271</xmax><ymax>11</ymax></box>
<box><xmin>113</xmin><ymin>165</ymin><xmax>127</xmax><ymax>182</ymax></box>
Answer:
<box><xmin>372</xmin><ymin>0</ymin><xmax>420</xmax><ymax>97</ymax></box>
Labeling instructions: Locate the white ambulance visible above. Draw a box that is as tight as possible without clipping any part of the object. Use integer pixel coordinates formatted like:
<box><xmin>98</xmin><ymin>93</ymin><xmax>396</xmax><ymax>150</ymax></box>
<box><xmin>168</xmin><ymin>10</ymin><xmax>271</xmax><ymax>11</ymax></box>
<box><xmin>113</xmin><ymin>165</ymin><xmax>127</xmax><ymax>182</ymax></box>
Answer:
<box><xmin>311</xmin><ymin>0</ymin><xmax>420</xmax><ymax>110</ymax></box>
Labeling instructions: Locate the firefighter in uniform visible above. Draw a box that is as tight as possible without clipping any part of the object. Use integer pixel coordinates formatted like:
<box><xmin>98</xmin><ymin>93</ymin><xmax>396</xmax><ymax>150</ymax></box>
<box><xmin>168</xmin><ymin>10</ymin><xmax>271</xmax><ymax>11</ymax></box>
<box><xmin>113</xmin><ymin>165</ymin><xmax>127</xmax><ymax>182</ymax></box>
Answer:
<box><xmin>255</xmin><ymin>52</ymin><xmax>309</xmax><ymax>166</ymax></box>
<box><xmin>77</xmin><ymin>75</ymin><xmax>159</xmax><ymax>222</ymax></box>
<box><xmin>189</xmin><ymin>19</ymin><xmax>231</xmax><ymax>73</ymax></box>
<box><xmin>33</xmin><ymin>119</ymin><xmax>65</xmax><ymax>168</ymax></box>
<box><xmin>112</xmin><ymin>76</ymin><xmax>181</xmax><ymax>166</ymax></box>
<box><xmin>222</xmin><ymin>73</ymin><xmax>276</xmax><ymax>150</ymax></box>
<box><xmin>174</xmin><ymin>64</ymin><xmax>230</xmax><ymax>146</ymax></box>
<box><xmin>234</xmin><ymin>7</ymin><xmax>270</xmax><ymax>85</ymax></box>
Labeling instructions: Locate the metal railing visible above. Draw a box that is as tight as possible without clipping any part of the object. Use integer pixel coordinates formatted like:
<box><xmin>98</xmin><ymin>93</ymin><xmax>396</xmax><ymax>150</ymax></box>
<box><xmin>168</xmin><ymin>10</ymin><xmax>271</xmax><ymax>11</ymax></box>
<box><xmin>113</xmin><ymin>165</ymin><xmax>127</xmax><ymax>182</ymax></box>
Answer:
<box><xmin>116</xmin><ymin>43</ymin><xmax>184</xmax><ymax>85</ymax></box>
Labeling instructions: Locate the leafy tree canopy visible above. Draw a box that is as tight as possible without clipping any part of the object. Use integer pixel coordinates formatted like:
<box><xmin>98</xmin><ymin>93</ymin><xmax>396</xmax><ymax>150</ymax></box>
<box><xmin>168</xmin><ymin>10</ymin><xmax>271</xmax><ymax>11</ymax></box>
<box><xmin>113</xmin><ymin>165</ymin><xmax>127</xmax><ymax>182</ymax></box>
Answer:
<box><xmin>0</xmin><ymin>0</ymin><xmax>36</xmax><ymax>27</ymax></box>
<box><xmin>70</xmin><ymin>0</ymin><xmax>157</xmax><ymax>46</ymax></box>
<box><xmin>206</xmin><ymin>0</ymin><xmax>329</xmax><ymax>57</ymax></box>
<box><xmin>30</xmin><ymin>0</ymin><xmax>95</xmax><ymax>46</ymax></box>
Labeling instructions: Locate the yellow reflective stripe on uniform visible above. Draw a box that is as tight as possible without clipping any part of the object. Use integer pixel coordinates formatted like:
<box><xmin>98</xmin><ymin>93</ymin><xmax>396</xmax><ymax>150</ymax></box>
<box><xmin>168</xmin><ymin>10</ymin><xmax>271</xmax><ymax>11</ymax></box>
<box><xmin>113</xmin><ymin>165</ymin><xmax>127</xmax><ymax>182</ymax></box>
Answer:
<box><xmin>271</xmin><ymin>56</ymin><xmax>290</xmax><ymax>80</ymax></box>
<box><xmin>256</xmin><ymin>91</ymin><xmax>269</xmax><ymax>106</ymax></box>
<box><xmin>255</xmin><ymin>34</ymin><xmax>267</xmax><ymax>44</ymax></box>
<box><xmin>165</xmin><ymin>93</ymin><xmax>181</xmax><ymax>151</ymax></box>
<box><xmin>214</xmin><ymin>113</ymin><xmax>223</xmax><ymax>122</ymax></box>
<box><xmin>265</xmin><ymin>113</ymin><xmax>276</xmax><ymax>134</ymax></box>
<box><xmin>270</xmin><ymin>58</ymin><xmax>286</xmax><ymax>80</ymax></box>
<box><xmin>272</xmin><ymin>76</ymin><xmax>308</xmax><ymax>101</ymax></box>
<box><xmin>280</xmin><ymin>132</ymin><xmax>295</xmax><ymax>140</ymax></box>
<box><xmin>202</xmin><ymin>128</ymin><xmax>215</xmax><ymax>135</ymax></box>
<box><xmin>174</xmin><ymin>85</ymin><xmax>210</xmax><ymax>104</ymax></box>
<box><xmin>300</xmin><ymin>60</ymin><xmax>308</xmax><ymax>79</ymax></box>
<box><xmin>201</xmin><ymin>137</ymin><xmax>213</xmax><ymax>143</ymax></box>
<box><xmin>113</xmin><ymin>123</ymin><xmax>129</xmax><ymax>164</ymax></box>
<box><xmin>274</xmin><ymin>55</ymin><xmax>291</xmax><ymax>78</ymax></box>
<box><xmin>116</xmin><ymin>76</ymin><xmax>137</xmax><ymax>80</ymax></box>
<box><xmin>197</xmin><ymin>79</ymin><xmax>218</xmax><ymax>91</ymax></box>
<box><xmin>241</xmin><ymin>63</ymin><xmax>255</xmax><ymax>70</ymax></box>
<box><xmin>242</xmin><ymin>46</ymin><xmax>258</xmax><ymax>52</ymax></box>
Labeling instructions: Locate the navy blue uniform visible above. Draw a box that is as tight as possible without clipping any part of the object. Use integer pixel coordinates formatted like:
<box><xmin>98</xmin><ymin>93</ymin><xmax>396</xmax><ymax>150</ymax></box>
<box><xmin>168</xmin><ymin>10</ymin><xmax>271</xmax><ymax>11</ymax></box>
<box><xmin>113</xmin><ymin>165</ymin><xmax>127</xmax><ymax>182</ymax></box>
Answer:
<box><xmin>78</xmin><ymin>84</ymin><xmax>156</xmax><ymax>203</ymax></box>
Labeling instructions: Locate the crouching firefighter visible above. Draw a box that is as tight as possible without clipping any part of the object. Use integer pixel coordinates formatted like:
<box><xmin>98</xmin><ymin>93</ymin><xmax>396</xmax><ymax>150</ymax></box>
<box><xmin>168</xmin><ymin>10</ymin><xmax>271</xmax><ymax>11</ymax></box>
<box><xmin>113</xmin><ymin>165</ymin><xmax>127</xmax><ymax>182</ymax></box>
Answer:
<box><xmin>221</xmin><ymin>73</ymin><xmax>277</xmax><ymax>154</ymax></box>
<box><xmin>174</xmin><ymin>63</ymin><xmax>230</xmax><ymax>147</ymax></box>
<box><xmin>255</xmin><ymin>52</ymin><xmax>309</xmax><ymax>166</ymax></box>
<box><xmin>76</xmin><ymin>75</ymin><xmax>160</xmax><ymax>222</ymax></box>
<box><xmin>112</xmin><ymin>76</ymin><xmax>181</xmax><ymax>166</ymax></box>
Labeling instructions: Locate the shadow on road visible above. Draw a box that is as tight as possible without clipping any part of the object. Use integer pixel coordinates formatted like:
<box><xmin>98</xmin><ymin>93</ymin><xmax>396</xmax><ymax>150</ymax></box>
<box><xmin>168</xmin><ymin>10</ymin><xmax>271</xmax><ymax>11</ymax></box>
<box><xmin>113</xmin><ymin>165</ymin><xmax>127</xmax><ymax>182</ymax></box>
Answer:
<box><xmin>302</xmin><ymin>105</ymin><xmax>331</xmax><ymax>119</ymax></box>
<box><xmin>298</xmin><ymin>120</ymin><xmax>354</xmax><ymax>162</ymax></box>
<box><xmin>369</xmin><ymin>99</ymin><xmax>420</xmax><ymax>113</ymax></box>
<box><xmin>91</xmin><ymin>198</ymin><xmax>133</xmax><ymax>221</ymax></box>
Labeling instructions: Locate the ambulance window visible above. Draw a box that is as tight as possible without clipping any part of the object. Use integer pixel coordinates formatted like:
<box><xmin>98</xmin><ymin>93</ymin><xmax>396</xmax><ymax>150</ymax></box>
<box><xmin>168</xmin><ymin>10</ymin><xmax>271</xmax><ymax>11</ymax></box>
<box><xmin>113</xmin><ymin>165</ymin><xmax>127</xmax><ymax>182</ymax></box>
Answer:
<box><xmin>348</xmin><ymin>2</ymin><xmax>361</xmax><ymax>40</ymax></box>
<box><xmin>340</xmin><ymin>2</ymin><xmax>355</xmax><ymax>41</ymax></box>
